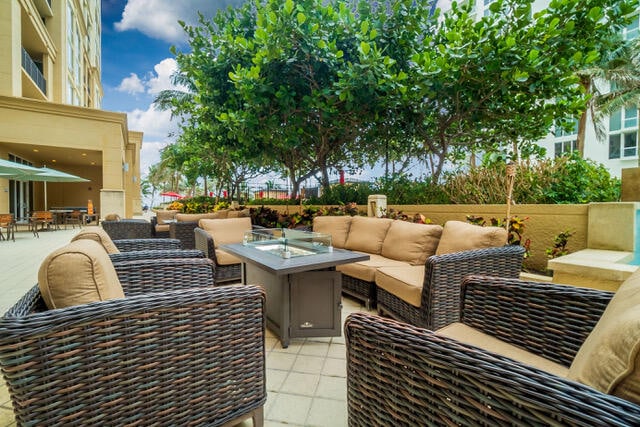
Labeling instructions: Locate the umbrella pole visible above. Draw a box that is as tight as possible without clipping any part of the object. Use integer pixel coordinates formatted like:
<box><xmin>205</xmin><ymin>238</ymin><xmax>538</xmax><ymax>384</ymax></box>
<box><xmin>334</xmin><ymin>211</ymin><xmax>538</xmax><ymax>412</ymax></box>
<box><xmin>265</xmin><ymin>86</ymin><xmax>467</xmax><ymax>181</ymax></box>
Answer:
<box><xmin>44</xmin><ymin>181</ymin><xmax>47</xmax><ymax>211</ymax></box>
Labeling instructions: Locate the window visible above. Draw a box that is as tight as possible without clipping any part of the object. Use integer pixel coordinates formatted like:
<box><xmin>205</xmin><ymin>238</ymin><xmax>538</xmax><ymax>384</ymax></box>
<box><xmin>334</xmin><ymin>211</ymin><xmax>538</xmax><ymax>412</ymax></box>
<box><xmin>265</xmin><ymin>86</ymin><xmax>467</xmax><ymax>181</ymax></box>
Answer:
<box><xmin>624</xmin><ymin>15</ymin><xmax>639</xmax><ymax>40</ymax></box>
<box><xmin>609</xmin><ymin>107</ymin><xmax>638</xmax><ymax>159</ymax></box>
<box><xmin>555</xmin><ymin>140</ymin><xmax>577</xmax><ymax>157</ymax></box>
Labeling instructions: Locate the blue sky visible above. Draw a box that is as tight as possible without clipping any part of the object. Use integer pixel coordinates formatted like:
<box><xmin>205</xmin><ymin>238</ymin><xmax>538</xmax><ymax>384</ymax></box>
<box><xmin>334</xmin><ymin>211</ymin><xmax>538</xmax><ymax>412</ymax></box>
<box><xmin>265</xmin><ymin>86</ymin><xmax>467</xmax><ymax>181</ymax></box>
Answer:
<box><xmin>100</xmin><ymin>0</ymin><xmax>245</xmax><ymax>178</ymax></box>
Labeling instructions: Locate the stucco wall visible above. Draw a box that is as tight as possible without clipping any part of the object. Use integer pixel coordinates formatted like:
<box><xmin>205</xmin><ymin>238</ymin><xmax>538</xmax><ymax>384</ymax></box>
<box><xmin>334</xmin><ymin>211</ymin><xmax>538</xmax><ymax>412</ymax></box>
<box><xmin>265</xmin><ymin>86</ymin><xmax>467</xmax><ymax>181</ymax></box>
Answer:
<box><xmin>260</xmin><ymin>203</ymin><xmax>590</xmax><ymax>272</ymax></box>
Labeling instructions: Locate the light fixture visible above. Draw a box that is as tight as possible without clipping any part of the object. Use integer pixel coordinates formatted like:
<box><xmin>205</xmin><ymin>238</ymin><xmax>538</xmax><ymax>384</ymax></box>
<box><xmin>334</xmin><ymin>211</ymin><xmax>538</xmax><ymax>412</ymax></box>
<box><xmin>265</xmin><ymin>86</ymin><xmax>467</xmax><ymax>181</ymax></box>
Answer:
<box><xmin>81</xmin><ymin>153</ymin><xmax>87</xmax><ymax>157</ymax></box>
<box><xmin>33</xmin><ymin>149</ymin><xmax>39</xmax><ymax>152</ymax></box>
<box><xmin>51</xmin><ymin>159</ymin><xmax>56</xmax><ymax>163</ymax></box>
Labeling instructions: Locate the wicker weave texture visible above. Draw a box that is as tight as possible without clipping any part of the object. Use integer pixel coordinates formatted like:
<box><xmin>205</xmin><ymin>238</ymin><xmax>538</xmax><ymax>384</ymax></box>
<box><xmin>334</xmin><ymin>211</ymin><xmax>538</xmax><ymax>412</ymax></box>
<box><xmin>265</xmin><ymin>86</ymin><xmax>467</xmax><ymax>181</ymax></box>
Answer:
<box><xmin>461</xmin><ymin>275</ymin><xmax>613</xmax><ymax>367</ymax></box>
<box><xmin>114</xmin><ymin>258</ymin><xmax>216</xmax><ymax>294</ymax></box>
<box><xmin>0</xmin><ymin>284</ymin><xmax>266</xmax><ymax>426</ymax></box>
<box><xmin>342</xmin><ymin>275</ymin><xmax>376</xmax><ymax>309</ymax></box>
<box><xmin>345</xmin><ymin>311</ymin><xmax>640</xmax><ymax>426</ymax></box>
<box><xmin>377</xmin><ymin>245</ymin><xmax>525</xmax><ymax>330</ymax></box>
<box><xmin>170</xmin><ymin>221</ymin><xmax>199</xmax><ymax>249</ymax></box>
<box><xmin>114</xmin><ymin>238</ymin><xmax>182</xmax><ymax>251</ymax></box>
<box><xmin>102</xmin><ymin>219</ymin><xmax>153</xmax><ymax>239</ymax></box>
<box><xmin>109</xmin><ymin>249</ymin><xmax>204</xmax><ymax>263</ymax></box>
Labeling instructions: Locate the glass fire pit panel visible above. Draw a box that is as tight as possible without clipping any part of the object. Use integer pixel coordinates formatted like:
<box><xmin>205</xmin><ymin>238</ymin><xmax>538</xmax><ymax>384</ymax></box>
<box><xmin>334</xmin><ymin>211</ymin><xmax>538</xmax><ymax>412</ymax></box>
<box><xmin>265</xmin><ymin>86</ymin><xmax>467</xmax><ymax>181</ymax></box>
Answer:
<box><xmin>243</xmin><ymin>228</ymin><xmax>333</xmax><ymax>258</ymax></box>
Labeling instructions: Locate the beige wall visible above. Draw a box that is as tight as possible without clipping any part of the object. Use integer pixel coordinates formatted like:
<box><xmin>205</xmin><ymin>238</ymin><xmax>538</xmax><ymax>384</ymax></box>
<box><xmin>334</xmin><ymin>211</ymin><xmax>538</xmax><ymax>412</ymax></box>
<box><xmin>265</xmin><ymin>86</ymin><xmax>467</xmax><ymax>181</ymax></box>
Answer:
<box><xmin>0</xmin><ymin>96</ymin><xmax>141</xmax><ymax>218</ymax></box>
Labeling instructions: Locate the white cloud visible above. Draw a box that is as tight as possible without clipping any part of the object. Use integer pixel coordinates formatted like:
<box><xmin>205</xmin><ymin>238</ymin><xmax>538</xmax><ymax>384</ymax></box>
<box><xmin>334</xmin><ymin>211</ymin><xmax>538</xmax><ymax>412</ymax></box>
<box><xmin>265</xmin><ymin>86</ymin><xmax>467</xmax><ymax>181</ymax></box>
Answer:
<box><xmin>127</xmin><ymin>105</ymin><xmax>178</xmax><ymax>140</ymax></box>
<box><xmin>117</xmin><ymin>73</ymin><xmax>145</xmax><ymax>94</ymax></box>
<box><xmin>146</xmin><ymin>58</ymin><xmax>181</xmax><ymax>94</ymax></box>
<box><xmin>114</xmin><ymin>0</ymin><xmax>244</xmax><ymax>44</ymax></box>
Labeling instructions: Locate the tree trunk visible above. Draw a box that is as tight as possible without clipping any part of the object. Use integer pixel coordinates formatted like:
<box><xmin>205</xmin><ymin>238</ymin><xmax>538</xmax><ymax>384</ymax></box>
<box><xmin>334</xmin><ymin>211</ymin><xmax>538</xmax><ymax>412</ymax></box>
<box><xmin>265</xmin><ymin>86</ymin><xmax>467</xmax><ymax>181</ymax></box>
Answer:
<box><xmin>576</xmin><ymin>77</ymin><xmax>591</xmax><ymax>158</ymax></box>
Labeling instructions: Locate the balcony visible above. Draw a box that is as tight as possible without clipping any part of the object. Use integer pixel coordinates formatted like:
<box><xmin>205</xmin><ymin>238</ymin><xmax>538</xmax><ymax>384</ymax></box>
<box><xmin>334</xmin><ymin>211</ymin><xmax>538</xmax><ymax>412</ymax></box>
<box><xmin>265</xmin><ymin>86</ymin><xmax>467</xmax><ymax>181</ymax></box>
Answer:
<box><xmin>21</xmin><ymin>47</ymin><xmax>46</xmax><ymax>96</ymax></box>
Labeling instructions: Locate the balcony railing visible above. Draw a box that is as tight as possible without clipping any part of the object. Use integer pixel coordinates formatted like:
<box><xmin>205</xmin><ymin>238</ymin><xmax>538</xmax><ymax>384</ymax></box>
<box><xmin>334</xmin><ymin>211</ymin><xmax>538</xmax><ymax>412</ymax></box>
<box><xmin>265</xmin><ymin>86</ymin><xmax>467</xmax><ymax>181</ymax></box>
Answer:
<box><xmin>21</xmin><ymin>47</ymin><xmax>47</xmax><ymax>95</ymax></box>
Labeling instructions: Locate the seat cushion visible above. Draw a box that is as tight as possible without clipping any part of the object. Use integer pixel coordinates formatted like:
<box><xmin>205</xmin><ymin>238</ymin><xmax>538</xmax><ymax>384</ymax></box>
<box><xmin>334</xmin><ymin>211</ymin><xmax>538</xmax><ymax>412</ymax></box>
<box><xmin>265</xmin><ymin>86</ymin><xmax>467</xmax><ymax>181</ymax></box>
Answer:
<box><xmin>215</xmin><ymin>249</ymin><xmax>243</xmax><ymax>265</ymax></box>
<box><xmin>199</xmin><ymin>217</ymin><xmax>252</xmax><ymax>248</ymax></box>
<box><xmin>381</xmin><ymin>221</ymin><xmax>443</xmax><ymax>265</ymax></box>
<box><xmin>567</xmin><ymin>268</ymin><xmax>640</xmax><ymax>403</ymax></box>
<box><xmin>313</xmin><ymin>216</ymin><xmax>352</xmax><ymax>249</ymax></box>
<box><xmin>72</xmin><ymin>227</ymin><xmax>120</xmax><ymax>254</ymax></box>
<box><xmin>155</xmin><ymin>224</ymin><xmax>170</xmax><ymax>233</ymax></box>
<box><xmin>436</xmin><ymin>220</ymin><xmax>507</xmax><ymax>255</ymax></box>
<box><xmin>344</xmin><ymin>217</ymin><xmax>393</xmax><ymax>255</ymax></box>
<box><xmin>38</xmin><ymin>239</ymin><xmax>125</xmax><ymax>309</ymax></box>
<box><xmin>375</xmin><ymin>265</ymin><xmax>425</xmax><ymax>307</ymax></box>
<box><xmin>437</xmin><ymin>323</ymin><xmax>569</xmax><ymax>378</ymax></box>
<box><xmin>337</xmin><ymin>254</ymin><xmax>409</xmax><ymax>283</ymax></box>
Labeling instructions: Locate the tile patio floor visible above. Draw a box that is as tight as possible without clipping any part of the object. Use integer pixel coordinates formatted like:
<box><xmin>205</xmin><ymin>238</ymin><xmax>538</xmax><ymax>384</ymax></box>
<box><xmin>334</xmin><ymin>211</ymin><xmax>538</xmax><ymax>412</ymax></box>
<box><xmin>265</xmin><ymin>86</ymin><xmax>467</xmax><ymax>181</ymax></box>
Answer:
<box><xmin>0</xmin><ymin>225</ymin><xmax>374</xmax><ymax>427</ymax></box>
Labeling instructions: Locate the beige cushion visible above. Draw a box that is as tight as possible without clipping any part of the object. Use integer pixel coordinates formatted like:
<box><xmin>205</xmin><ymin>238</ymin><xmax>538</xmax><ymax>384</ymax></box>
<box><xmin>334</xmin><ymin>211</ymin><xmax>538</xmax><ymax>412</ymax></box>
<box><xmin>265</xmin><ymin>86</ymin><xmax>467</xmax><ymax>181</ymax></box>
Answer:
<box><xmin>567</xmin><ymin>269</ymin><xmax>640</xmax><ymax>403</ymax></box>
<box><xmin>155</xmin><ymin>210</ymin><xmax>178</xmax><ymax>224</ymax></box>
<box><xmin>381</xmin><ymin>221</ymin><xmax>443</xmax><ymax>265</ymax></box>
<box><xmin>375</xmin><ymin>265</ymin><xmax>425</xmax><ymax>307</ymax></box>
<box><xmin>176</xmin><ymin>211</ymin><xmax>227</xmax><ymax>222</ymax></box>
<box><xmin>337</xmin><ymin>254</ymin><xmax>409</xmax><ymax>282</ymax></box>
<box><xmin>436</xmin><ymin>220</ymin><xmax>507</xmax><ymax>255</ymax></box>
<box><xmin>313</xmin><ymin>216</ymin><xmax>352</xmax><ymax>248</ymax></box>
<box><xmin>215</xmin><ymin>249</ymin><xmax>242</xmax><ymax>265</ymax></box>
<box><xmin>344</xmin><ymin>217</ymin><xmax>393</xmax><ymax>255</ymax></box>
<box><xmin>38</xmin><ymin>239</ymin><xmax>125</xmax><ymax>309</ymax></box>
<box><xmin>155</xmin><ymin>224</ymin><xmax>170</xmax><ymax>233</ymax></box>
<box><xmin>72</xmin><ymin>227</ymin><xmax>120</xmax><ymax>254</ymax></box>
<box><xmin>199</xmin><ymin>217</ymin><xmax>252</xmax><ymax>248</ymax></box>
<box><xmin>227</xmin><ymin>209</ymin><xmax>250</xmax><ymax>218</ymax></box>
<box><xmin>438</xmin><ymin>323</ymin><xmax>569</xmax><ymax>378</ymax></box>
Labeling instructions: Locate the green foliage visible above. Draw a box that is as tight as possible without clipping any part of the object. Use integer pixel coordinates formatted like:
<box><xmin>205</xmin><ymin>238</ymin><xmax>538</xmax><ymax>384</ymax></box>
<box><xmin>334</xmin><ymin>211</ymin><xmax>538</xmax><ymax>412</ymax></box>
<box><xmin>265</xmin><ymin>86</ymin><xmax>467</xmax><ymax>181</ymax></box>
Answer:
<box><xmin>167</xmin><ymin>197</ymin><xmax>229</xmax><ymax>213</ymax></box>
<box><xmin>374</xmin><ymin>175</ymin><xmax>450</xmax><ymax>205</ymax></box>
<box><xmin>546</xmin><ymin>230</ymin><xmax>575</xmax><ymax>259</ymax></box>
<box><xmin>310</xmin><ymin>182</ymin><xmax>374</xmax><ymax>205</ymax></box>
<box><xmin>543</xmin><ymin>152</ymin><xmax>621</xmax><ymax>203</ymax></box>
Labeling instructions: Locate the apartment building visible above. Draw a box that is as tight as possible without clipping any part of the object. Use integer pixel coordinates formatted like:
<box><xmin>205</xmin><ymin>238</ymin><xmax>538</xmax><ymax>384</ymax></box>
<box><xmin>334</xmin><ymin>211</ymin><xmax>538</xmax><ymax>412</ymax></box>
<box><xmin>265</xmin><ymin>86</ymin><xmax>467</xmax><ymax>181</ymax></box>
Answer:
<box><xmin>0</xmin><ymin>0</ymin><xmax>142</xmax><ymax>219</ymax></box>
<box><xmin>474</xmin><ymin>0</ymin><xmax>639</xmax><ymax>178</ymax></box>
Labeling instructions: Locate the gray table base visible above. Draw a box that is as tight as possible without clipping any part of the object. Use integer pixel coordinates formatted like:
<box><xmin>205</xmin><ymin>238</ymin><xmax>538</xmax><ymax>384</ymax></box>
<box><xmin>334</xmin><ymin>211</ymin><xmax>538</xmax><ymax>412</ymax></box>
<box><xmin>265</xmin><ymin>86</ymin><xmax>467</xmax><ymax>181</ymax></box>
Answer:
<box><xmin>243</xmin><ymin>264</ymin><xmax>342</xmax><ymax>348</ymax></box>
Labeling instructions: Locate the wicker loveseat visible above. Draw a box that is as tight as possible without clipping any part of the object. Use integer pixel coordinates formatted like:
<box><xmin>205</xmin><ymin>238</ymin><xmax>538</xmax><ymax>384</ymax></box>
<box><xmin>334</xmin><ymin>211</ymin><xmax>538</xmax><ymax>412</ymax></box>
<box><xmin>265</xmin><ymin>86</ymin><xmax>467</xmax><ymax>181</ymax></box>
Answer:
<box><xmin>0</xmin><ymin>239</ymin><xmax>266</xmax><ymax>426</ymax></box>
<box><xmin>150</xmin><ymin>209</ymin><xmax>251</xmax><ymax>249</ymax></box>
<box><xmin>345</xmin><ymin>274</ymin><xmax>640</xmax><ymax>425</ymax></box>
<box><xmin>313</xmin><ymin>216</ymin><xmax>524</xmax><ymax>330</ymax></box>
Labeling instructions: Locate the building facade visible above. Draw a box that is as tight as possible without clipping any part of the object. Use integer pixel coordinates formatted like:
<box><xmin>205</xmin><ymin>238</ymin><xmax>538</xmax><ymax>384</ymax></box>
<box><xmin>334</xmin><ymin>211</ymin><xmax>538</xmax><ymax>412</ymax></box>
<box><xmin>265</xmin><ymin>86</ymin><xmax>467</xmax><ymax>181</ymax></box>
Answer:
<box><xmin>0</xmin><ymin>0</ymin><xmax>142</xmax><ymax>219</ymax></box>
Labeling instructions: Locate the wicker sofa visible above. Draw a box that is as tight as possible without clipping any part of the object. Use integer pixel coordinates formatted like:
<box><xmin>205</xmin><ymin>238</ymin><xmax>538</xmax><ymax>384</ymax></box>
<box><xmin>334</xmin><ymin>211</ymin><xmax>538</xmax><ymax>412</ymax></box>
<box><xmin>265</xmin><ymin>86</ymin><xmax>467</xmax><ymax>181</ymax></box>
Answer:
<box><xmin>345</xmin><ymin>274</ymin><xmax>640</xmax><ymax>425</ymax></box>
<box><xmin>313</xmin><ymin>216</ymin><xmax>524</xmax><ymax>330</ymax></box>
<box><xmin>151</xmin><ymin>209</ymin><xmax>251</xmax><ymax>249</ymax></box>
<box><xmin>0</xmin><ymin>239</ymin><xmax>266</xmax><ymax>426</ymax></box>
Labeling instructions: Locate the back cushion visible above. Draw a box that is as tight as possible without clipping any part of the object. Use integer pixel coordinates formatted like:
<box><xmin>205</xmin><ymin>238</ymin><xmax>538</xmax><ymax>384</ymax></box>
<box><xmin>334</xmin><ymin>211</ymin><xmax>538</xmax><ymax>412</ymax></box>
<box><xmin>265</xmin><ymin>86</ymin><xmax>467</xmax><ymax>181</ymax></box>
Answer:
<box><xmin>199</xmin><ymin>217</ymin><xmax>252</xmax><ymax>248</ymax></box>
<box><xmin>176</xmin><ymin>211</ymin><xmax>228</xmax><ymax>222</ymax></box>
<box><xmin>345</xmin><ymin>217</ymin><xmax>393</xmax><ymax>255</ymax></box>
<box><xmin>72</xmin><ymin>227</ymin><xmax>120</xmax><ymax>254</ymax></box>
<box><xmin>313</xmin><ymin>216</ymin><xmax>353</xmax><ymax>248</ymax></box>
<box><xmin>567</xmin><ymin>269</ymin><xmax>640</xmax><ymax>404</ymax></box>
<box><xmin>38</xmin><ymin>239</ymin><xmax>125</xmax><ymax>309</ymax></box>
<box><xmin>436</xmin><ymin>220</ymin><xmax>507</xmax><ymax>255</ymax></box>
<box><xmin>381</xmin><ymin>221</ymin><xmax>443</xmax><ymax>265</ymax></box>
<box><xmin>155</xmin><ymin>210</ymin><xmax>178</xmax><ymax>224</ymax></box>
<box><xmin>227</xmin><ymin>208</ymin><xmax>251</xmax><ymax>218</ymax></box>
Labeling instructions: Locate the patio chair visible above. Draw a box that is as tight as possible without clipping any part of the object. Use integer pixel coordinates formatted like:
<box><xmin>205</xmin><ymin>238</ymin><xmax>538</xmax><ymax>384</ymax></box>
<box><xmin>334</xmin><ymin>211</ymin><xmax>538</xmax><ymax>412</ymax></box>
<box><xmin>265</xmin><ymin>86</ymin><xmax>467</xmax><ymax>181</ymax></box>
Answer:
<box><xmin>72</xmin><ymin>227</ymin><xmax>204</xmax><ymax>262</ymax></box>
<box><xmin>194</xmin><ymin>218</ymin><xmax>253</xmax><ymax>283</ymax></box>
<box><xmin>0</xmin><ymin>239</ymin><xmax>266</xmax><ymax>426</ymax></box>
<box><xmin>101</xmin><ymin>218</ymin><xmax>154</xmax><ymax>240</ymax></box>
<box><xmin>0</xmin><ymin>213</ymin><xmax>15</xmax><ymax>242</ymax></box>
<box><xmin>345</xmin><ymin>275</ymin><xmax>640</xmax><ymax>426</ymax></box>
<box><xmin>64</xmin><ymin>209</ymin><xmax>83</xmax><ymax>228</ymax></box>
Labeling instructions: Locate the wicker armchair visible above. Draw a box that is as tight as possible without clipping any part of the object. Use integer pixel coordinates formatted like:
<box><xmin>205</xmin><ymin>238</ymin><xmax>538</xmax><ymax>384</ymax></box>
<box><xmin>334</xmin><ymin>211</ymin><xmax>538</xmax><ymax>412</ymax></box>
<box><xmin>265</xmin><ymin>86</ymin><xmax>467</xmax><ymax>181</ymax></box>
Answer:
<box><xmin>170</xmin><ymin>221</ymin><xmax>200</xmax><ymax>249</ymax></box>
<box><xmin>194</xmin><ymin>226</ymin><xmax>242</xmax><ymax>283</ymax></box>
<box><xmin>112</xmin><ymin>237</ymin><xmax>182</xmax><ymax>251</ymax></box>
<box><xmin>345</xmin><ymin>276</ymin><xmax>640</xmax><ymax>426</ymax></box>
<box><xmin>376</xmin><ymin>245</ymin><xmax>525</xmax><ymax>330</ymax></box>
<box><xmin>102</xmin><ymin>219</ymin><xmax>154</xmax><ymax>240</ymax></box>
<box><xmin>0</xmin><ymin>258</ymin><xmax>266</xmax><ymax>427</ymax></box>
